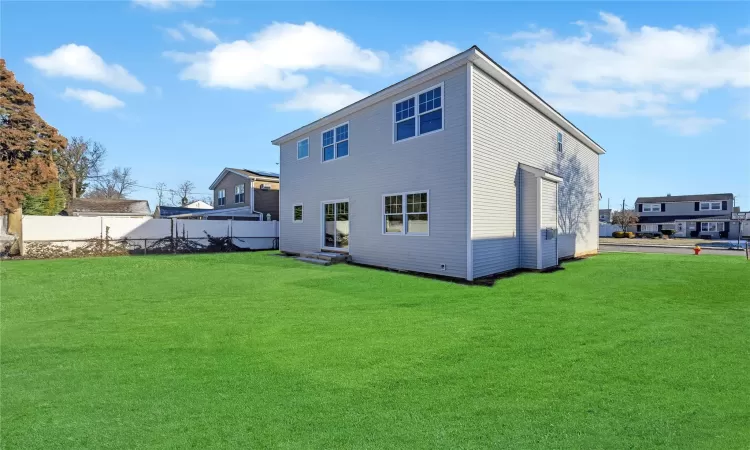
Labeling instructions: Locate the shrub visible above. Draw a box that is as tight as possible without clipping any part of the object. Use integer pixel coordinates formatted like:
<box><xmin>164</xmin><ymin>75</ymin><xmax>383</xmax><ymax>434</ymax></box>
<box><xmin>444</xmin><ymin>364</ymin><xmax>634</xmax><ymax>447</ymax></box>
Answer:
<box><xmin>626</xmin><ymin>232</ymin><xmax>635</xmax><ymax>238</ymax></box>
<box><xmin>612</xmin><ymin>231</ymin><xmax>626</xmax><ymax>238</ymax></box>
<box><xmin>661</xmin><ymin>229</ymin><xmax>674</xmax><ymax>237</ymax></box>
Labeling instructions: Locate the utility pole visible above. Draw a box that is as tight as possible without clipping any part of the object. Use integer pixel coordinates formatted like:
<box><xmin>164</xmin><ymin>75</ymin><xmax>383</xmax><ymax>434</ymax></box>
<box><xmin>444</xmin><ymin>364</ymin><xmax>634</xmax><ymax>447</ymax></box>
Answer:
<box><xmin>622</xmin><ymin>198</ymin><xmax>626</xmax><ymax>211</ymax></box>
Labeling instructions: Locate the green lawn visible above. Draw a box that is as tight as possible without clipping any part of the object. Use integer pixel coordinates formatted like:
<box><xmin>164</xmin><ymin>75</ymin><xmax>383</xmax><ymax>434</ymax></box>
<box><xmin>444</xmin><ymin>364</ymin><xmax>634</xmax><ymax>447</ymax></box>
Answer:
<box><xmin>2</xmin><ymin>252</ymin><xmax>749</xmax><ymax>449</ymax></box>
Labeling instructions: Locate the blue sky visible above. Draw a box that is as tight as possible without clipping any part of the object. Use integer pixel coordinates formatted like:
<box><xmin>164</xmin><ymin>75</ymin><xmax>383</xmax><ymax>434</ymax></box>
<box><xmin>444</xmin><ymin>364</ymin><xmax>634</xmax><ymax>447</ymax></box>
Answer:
<box><xmin>4</xmin><ymin>1</ymin><xmax>749</xmax><ymax>210</ymax></box>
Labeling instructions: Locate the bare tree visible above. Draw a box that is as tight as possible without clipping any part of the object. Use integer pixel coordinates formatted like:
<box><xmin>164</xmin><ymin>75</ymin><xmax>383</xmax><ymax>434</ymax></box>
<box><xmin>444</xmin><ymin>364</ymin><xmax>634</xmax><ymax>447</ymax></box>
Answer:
<box><xmin>85</xmin><ymin>167</ymin><xmax>137</xmax><ymax>199</ymax></box>
<box><xmin>55</xmin><ymin>136</ymin><xmax>107</xmax><ymax>199</ymax></box>
<box><xmin>155</xmin><ymin>182</ymin><xmax>167</xmax><ymax>206</ymax></box>
<box><xmin>612</xmin><ymin>209</ymin><xmax>639</xmax><ymax>231</ymax></box>
<box><xmin>170</xmin><ymin>180</ymin><xmax>195</xmax><ymax>206</ymax></box>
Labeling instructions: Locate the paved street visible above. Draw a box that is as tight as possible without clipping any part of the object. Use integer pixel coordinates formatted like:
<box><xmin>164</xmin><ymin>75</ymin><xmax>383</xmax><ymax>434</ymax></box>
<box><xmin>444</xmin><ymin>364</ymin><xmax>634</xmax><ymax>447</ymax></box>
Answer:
<box><xmin>600</xmin><ymin>244</ymin><xmax>748</xmax><ymax>257</ymax></box>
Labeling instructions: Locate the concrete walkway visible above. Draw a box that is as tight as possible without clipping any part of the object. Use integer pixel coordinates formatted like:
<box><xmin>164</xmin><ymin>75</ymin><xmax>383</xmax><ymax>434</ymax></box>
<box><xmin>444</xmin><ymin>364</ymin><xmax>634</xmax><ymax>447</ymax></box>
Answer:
<box><xmin>600</xmin><ymin>244</ymin><xmax>748</xmax><ymax>257</ymax></box>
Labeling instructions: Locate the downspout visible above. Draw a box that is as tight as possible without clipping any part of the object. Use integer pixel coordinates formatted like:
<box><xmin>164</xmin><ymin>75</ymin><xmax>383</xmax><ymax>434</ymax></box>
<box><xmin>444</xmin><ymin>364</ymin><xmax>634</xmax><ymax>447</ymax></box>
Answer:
<box><xmin>249</xmin><ymin>178</ymin><xmax>264</xmax><ymax>221</ymax></box>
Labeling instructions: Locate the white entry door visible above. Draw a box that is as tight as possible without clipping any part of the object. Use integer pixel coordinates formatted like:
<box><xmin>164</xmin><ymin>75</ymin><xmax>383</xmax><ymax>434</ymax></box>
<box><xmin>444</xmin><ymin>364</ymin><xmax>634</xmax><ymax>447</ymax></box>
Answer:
<box><xmin>322</xmin><ymin>200</ymin><xmax>349</xmax><ymax>251</ymax></box>
<box><xmin>675</xmin><ymin>221</ymin><xmax>687</xmax><ymax>237</ymax></box>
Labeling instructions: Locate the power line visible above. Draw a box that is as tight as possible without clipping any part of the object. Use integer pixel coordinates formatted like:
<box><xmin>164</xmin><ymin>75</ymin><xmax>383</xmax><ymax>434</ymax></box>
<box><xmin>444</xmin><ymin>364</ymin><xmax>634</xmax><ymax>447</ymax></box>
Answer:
<box><xmin>131</xmin><ymin>184</ymin><xmax>212</xmax><ymax>196</ymax></box>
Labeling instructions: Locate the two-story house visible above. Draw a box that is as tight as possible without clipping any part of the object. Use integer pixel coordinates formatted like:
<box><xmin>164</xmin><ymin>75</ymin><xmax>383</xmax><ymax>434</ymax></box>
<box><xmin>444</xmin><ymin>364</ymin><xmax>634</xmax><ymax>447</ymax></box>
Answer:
<box><xmin>599</xmin><ymin>209</ymin><xmax>613</xmax><ymax>223</ymax></box>
<box><xmin>272</xmin><ymin>46</ymin><xmax>604</xmax><ymax>281</ymax></box>
<box><xmin>208</xmin><ymin>168</ymin><xmax>280</xmax><ymax>220</ymax></box>
<box><xmin>634</xmin><ymin>193</ymin><xmax>738</xmax><ymax>239</ymax></box>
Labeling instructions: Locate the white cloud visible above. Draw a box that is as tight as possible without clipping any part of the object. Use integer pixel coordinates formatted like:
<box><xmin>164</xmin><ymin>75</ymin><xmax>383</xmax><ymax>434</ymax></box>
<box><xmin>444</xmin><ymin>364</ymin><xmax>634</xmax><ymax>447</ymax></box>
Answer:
<box><xmin>27</xmin><ymin>44</ymin><xmax>145</xmax><ymax>93</ymax></box>
<box><xmin>504</xmin><ymin>29</ymin><xmax>554</xmax><ymax>41</ymax></box>
<box><xmin>132</xmin><ymin>0</ymin><xmax>207</xmax><ymax>10</ymax></box>
<box><xmin>653</xmin><ymin>116</ymin><xmax>724</xmax><ymax>135</ymax></box>
<box><xmin>276</xmin><ymin>79</ymin><xmax>368</xmax><ymax>114</ymax></box>
<box><xmin>62</xmin><ymin>88</ymin><xmax>125</xmax><ymax>110</ymax></box>
<box><xmin>162</xmin><ymin>27</ymin><xmax>185</xmax><ymax>41</ymax></box>
<box><xmin>164</xmin><ymin>22</ymin><xmax>382</xmax><ymax>91</ymax></box>
<box><xmin>181</xmin><ymin>22</ymin><xmax>219</xmax><ymax>43</ymax></box>
<box><xmin>401</xmin><ymin>41</ymin><xmax>460</xmax><ymax>71</ymax></box>
<box><xmin>738</xmin><ymin>26</ymin><xmax>750</xmax><ymax>36</ymax></box>
<box><xmin>501</xmin><ymin>12</ymin><xmax>750</xmax><ymax>133</ymax></box>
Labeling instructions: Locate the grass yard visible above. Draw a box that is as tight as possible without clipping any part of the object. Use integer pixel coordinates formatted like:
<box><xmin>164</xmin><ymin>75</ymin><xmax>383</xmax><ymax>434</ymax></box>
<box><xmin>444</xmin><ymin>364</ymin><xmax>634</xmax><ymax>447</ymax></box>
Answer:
<box><xmin>2</xmin><ymin>252</ymin><xmax>749</xmax><ymax>449</ymax></box>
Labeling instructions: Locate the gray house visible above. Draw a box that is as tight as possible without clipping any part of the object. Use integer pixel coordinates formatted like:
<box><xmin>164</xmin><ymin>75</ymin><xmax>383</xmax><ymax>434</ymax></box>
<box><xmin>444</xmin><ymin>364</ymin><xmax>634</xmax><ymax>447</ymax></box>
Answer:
<box><xmin>208</xmin><ymin>168</ymin><xmax>280</xmax><ymax>220</ymax></box>
<box><xmin>634</xmin><ymin>193</ymin><xmax>739</xmax><ymax>239</ymax></box>
<box><xmin>272</xmin><ymin>46</ymin><xmax>604</xmax><ymax>281</ymax></box>
<box><xmin>599</xmin><ymin>209</ymin><xmax>613</xmax><ymax>223</ymax></box>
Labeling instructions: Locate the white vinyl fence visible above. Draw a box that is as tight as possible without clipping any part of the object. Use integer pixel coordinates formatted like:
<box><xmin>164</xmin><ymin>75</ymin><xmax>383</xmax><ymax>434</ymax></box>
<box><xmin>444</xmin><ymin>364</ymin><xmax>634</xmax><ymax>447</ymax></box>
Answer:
<box><xmin>21</xmin><ymin>216</ymin><xmax>279</xmax><ymax>257</ymax></box>
<box><xmin>599</xmin><ymin>223</ymin><xmax>622</xmax><ymax>237</ymax></box>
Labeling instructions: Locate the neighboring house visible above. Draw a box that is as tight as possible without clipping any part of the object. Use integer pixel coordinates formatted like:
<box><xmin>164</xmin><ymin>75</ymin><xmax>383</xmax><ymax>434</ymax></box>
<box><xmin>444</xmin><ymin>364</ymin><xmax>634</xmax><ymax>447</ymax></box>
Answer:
<box><xmin>599</xmin><ymin>209</ymin><xmax>613</xmax><ymax>223</ymax></box>
<box><xmin>153</xmin><ymin>205</ymin><xmax>213</xmax><ymax>218</ymax></box>
<box><xmin>272</xmin><ymin>46</ymin><xmax>604</xmax><ymax>281</ymax></box>
<box><xmin>61</xmin><ymin>198</ymin><xmax>151</xmax><ymax>218</ymax></box>
<box><xmin>185</xmin><ymin>200</ymin><xmax>213</xmax><ymax>209</ymax></box>
<box><xmin>633</xmin><ymin>193</ymin><xmax>739</xmax><ymax>239</ymax></box>
<box><xmin>208</xmin><ymin>168</ymin><xmax>280</xmax><ymax>220</ymax></box>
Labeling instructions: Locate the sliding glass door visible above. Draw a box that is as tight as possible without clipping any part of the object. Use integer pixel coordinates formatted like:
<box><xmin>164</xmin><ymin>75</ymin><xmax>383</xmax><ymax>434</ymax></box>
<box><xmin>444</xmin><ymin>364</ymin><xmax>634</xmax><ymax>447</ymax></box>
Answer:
<box><xmin>323</xmin><ymin>201</ymin><xmax>349</xmax><ymax>250</ymax></box>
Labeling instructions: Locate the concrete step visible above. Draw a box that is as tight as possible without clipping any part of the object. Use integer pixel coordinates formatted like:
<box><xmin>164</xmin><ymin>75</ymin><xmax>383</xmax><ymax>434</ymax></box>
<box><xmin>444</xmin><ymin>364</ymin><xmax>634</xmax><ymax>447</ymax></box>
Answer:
<box><xmin>295</xmin><ymin>257</ymin><xmax>332</xmax><ymax>266</ymax></box>
<box><xmin>299</xmin><ymin>251</ymin><xmax>349</xmax><ymax>263</ymax></box>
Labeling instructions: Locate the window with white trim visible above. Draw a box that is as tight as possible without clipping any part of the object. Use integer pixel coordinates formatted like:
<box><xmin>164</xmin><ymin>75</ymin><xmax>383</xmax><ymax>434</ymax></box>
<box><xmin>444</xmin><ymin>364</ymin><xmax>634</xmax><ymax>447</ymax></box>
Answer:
<box><xmin>641</xmin><ymin>224</ymin><xmax>658</xmax><ymax>232</ymax></box>
<box><xmin>383</xmin><ymin>191</ymin><xmax>428</xmax><ymax>235</ymax></box>
<box><xmin>394</xmin><ymin>84</ymin><xmax>443</xmax><ymax>142</ymax></box>
<box><xmin>700</xmin><ymin>201</ymin><xmax>721</xmax><ymax>211</ymax></box>
<box><xmin>234</xmin><ymin>184</ymin><xmax>245</xmax><ymax>203</ymax></box>
<box><xmin>557</xmin><ymin>131</ymin><xmax>563</xmax><ymax>152</ymax></box>
<box><xmin>297</xmin><ymin>138</ymin><xmax>309</xmax><ymax>160</ymax></box>
<box><xmin>293</xmin><ymin>204</ymin><xmax>303</xmax><ymax>222</ymax></box>
<box><xmin>642</xmin><ymin>203</ymin><xmax>661</xmax><ymax>212</ymax></box>
<box><xmin>322</xmin><ymin>123</ymin><xmax>348</xmax><ymax>162</ymax></box>
<box><xmin>394</xmin><ymin>98</ymin><xmax>415</xmax><ymax>141</ymax></box>
<box><xmin>701</xmin><ymin>222</ymin><xmax>723</xmax><ymax>232</ymax></box>
<box><xmin>217</xmin><ymin>189</ymin><xmax>225</xmax><ymax>206</ymax></box>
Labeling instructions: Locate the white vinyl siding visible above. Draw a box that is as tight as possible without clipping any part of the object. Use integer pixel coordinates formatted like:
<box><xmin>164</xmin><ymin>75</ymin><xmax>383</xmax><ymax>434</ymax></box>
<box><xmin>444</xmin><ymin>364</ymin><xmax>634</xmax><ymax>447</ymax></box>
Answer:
<box><xmin>541</xmin><ymin>179</ymin><xmax>558</xmax><ymax>269</ymax></box>
<box><xmin>471</xmin><ymin>65</ymin><xmax>599</xmax><ymax>278</ymax></box>
<box><xmin>518</xmin><ymin>170</ymin><xmax>538</xmax><ymax>269</ymax></box>
<box><xmin>278</xmin><ymin>66</ymin><xmax>468</xmax><ymax>279</ymax></box>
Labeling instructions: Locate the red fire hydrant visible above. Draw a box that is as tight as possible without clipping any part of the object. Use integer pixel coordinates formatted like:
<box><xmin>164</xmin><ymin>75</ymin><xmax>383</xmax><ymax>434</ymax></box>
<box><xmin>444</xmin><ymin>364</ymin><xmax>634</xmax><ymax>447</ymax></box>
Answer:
<box><xmin>693</xmin><ymin>245</ymin><xmax>701</xmax><ymax>255</ymax></box>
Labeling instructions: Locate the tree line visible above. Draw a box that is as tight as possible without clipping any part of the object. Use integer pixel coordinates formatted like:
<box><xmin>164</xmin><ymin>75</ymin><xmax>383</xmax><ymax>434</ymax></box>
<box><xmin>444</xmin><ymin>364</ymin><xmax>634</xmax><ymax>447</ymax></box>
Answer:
<box><xmin>1</xmin><ymin>59</ymin><xmax>208</xmax><ymax>216</ymax></box>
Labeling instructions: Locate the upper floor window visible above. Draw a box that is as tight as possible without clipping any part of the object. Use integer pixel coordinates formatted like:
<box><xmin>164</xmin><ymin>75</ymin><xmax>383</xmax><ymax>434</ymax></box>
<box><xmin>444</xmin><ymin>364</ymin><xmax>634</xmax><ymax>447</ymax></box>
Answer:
<box><xmin>642</xmin><ymin>203</ymin><xmax>661</xmax><ymax>212</ymax></box>
<box><xmin>322</xmin><ymin>123</ymin><xmax>349</xmax><ymax>162</ymax></box>
<box><xmin>700</xmin><ymin>201</ymin><xmax>721</xmax><ymax>211</ymax></box>
<box><xmin>395</xmin><ymin>98</ymin><xmax>416</xmax><ymax>141</ymax></box>
<box><xmin>297</xmin><ymin>138</ymin><xmax>309</xmax><ymax>160</ymax></box>
<box><xmin>217</xmin><ymin>189</ymin><xmax>226</xmax><ymax>206</ymax></box>
<box><xmin>557</xmin><ymin>132</ymin><xmax>563</xmax><ymax>152</ymax></box>
<box><xmin>234</xmin><ymin>184</ymin><xmax>245</xmax><ymax>203</ymax></box>
<box><xmin>394</xmin><ymin>84</ymin><xmax>443</xmax><ymax>142</ymax></box>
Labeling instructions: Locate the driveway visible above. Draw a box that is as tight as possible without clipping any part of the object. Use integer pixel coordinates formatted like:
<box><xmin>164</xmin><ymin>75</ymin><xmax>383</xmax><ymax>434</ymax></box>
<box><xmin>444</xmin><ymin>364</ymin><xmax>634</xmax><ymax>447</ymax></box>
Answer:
<box><xmin>600</xmin><ymin>244</ymin><xmax>747</xmax><ymax>257</ymax></box>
